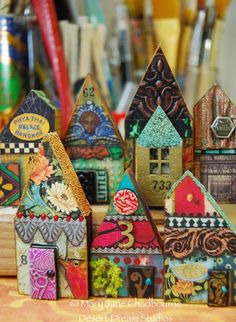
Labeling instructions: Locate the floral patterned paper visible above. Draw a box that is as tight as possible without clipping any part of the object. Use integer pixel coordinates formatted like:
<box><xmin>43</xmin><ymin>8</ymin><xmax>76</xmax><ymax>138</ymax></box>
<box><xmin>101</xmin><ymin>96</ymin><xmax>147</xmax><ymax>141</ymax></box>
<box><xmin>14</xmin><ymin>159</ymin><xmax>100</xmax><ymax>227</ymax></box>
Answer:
<box><xmin>19</xmin><ymin>143</ymin><xmax>80</xmax><ymax>219</ymax></box>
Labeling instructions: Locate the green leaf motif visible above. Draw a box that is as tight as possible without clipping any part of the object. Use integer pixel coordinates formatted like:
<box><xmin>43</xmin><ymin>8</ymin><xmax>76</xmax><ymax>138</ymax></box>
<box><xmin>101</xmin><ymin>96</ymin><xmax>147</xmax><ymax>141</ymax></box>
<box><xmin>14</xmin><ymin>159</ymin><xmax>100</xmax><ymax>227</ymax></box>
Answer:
<box><xmin>172</xmin><ymin>298</ymin><xmax>181</xmax><ymax>303</ymax></box>
<box><xmin>164</xmin><ymin>258</ymin><xmax>169</xmax><ymax>265</ymax></box>
<box><xmin>204</xmin><ymin>281</ymin><xmax>208</xmax><ymax>291</ymax></box>
<box><xmin>170</xmin><ymin>274</ymin><xmax>176</xmax><ymax>284</ymax></box>
<box><xmin>172</xmin><ymin>290</ymin><xmax>179</xmax><ymax>297</ymax></box>
<box><xmin>164</xmin><ymin>288</ymin><xmax>172</xmax><ymax>296</ymax></box>
<box><xmin>195</xmin><ymin>285</ymin><xmax>203</xmax><ymax>291</ymax></box>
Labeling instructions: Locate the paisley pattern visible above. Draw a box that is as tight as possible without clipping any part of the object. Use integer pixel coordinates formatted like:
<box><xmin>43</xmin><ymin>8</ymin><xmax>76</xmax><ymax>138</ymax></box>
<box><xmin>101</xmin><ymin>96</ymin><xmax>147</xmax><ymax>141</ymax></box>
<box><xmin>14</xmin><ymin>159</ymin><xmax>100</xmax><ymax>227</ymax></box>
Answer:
<box><xmin>125</xmin><ymin>47</ymin><xmax>192</xmax><ymax>138</ymax></box>
<box><xmin>15</xmin><ymin>216</ymin><xmax>86</xmax><ymax>247</ymax></box>
<box><xmin>165</xmin><ymin>228</ymin><xmax>236</xmax><ymax>259</ymax></box>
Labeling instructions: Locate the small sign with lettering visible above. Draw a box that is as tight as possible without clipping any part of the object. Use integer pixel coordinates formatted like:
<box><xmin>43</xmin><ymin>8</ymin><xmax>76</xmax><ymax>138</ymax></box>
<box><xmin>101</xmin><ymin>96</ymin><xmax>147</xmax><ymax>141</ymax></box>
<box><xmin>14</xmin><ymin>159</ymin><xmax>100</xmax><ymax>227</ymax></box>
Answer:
<box><xmin>10</xmin><ymin>113</ymin><xmax>50</xmax><ymax>141</ymax></box>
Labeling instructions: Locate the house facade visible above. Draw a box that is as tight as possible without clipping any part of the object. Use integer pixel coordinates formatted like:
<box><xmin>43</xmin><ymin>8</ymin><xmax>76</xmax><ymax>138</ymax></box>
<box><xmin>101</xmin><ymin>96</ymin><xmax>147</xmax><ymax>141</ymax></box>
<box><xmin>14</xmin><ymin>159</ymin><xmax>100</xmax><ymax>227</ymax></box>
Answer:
<box><xmin>125</xmin><ymin>46</ymin><xmax>192</xmax><ymax>207</ymax></box>
<box><xmin>135</xmin><ymin>106</ymin><xmax>183</xmax><ymax>206</ymax></box>
<box><xmin>64</xmin><ymin>74</ymin><xmax>125</xmax><ymax>204</ymax></box>
<box><xmin>194</xmin><ymin>84</ymin><xmax>236</xmax><ymax>203</ymax></box>
<box><xmin>164</xmin><ymin>170</ymin><xmax>236</xmax><ymax>306</ymax></box>
<box><xmin>91</xmin><ymin>169</ymin><xmax>163</xmax><ymax>298</ymax></box>
<box><xmin>0</xmin><ymin>90</ymin><xmax>56</xmax><ymax>206</ymax></box>
<box><xmin>15</xmin><ymin>132</ymin><xmax>91</xmax><ymax>300</ymax></box>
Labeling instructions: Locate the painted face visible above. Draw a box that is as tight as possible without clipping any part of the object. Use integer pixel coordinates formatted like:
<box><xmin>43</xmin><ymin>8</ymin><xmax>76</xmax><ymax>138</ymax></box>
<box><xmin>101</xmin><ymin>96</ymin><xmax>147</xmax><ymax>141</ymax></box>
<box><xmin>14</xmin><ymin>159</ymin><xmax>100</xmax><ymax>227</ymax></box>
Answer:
<box><xmin>80</xmin><ymin>111</ymin><xmax>100</xmax><ymax>134</ymax></box>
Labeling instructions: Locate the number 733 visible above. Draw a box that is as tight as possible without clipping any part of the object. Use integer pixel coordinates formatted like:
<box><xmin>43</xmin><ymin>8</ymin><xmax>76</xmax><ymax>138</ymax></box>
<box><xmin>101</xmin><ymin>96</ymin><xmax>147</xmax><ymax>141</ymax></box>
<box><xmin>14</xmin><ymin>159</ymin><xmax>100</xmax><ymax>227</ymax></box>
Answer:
<box><xmin>152</xmin><ymin>180</ymin><xmax>171</xmax><ymax>191</ymax></box>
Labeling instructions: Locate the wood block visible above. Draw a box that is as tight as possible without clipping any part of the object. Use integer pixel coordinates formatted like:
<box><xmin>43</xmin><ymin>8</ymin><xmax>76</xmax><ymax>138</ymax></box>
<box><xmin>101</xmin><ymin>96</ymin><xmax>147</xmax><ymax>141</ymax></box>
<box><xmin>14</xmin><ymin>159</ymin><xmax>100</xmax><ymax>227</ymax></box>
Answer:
<box><xmin>0</xmin><ymin>204</ymin><xmax>235</xmax><ymax>276</ymax></box>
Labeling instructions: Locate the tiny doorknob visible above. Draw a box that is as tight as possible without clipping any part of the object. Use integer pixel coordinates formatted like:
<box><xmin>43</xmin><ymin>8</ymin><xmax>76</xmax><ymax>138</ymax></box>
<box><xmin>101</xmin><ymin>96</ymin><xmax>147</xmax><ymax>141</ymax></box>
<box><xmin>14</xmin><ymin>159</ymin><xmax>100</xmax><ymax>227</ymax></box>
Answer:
<box><xmin>47</xmin><ymin>270</ymin><xmax>55</xmax><ymax>278</ymax></box>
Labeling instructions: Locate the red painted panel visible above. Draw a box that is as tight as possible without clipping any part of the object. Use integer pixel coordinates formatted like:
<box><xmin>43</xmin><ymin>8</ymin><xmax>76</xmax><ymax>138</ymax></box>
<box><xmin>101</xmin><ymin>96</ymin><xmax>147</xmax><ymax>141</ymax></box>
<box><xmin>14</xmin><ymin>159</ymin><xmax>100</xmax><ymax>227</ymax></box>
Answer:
<box><xmin>175</xmin><ymin>176</ymin><xmax>205</xmax><ymax>216</ymax></box>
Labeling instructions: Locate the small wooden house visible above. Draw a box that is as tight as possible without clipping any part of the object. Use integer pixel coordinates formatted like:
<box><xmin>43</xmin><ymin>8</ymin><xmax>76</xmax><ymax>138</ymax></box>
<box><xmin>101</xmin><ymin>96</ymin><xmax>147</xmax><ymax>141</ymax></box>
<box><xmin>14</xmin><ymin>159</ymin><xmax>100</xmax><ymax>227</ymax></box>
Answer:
<box><xmin>136</xmin><ymin>106</ymin><xmax>183</xmax><ymax>206</ymax></box>
<box><xmin>91</xmin><ymin>168</ymin><xmax>163</xmax><ymax>298</ymax></box>
<box><xmin>164</xmin><ymin>170</ymin><xmax>236</xmax><ymax>306</ymax></box>
<box><xmin>0</xmin><ymin>90</ymin><xmax>56</xmax><ymax>206</ymax></box>
<box><xmin>194</xmin><ymin>84</ymin><xmax>236</xmax><ymax>203</ymax></box>
<box><xmin>15</xmin><ymin>132</ymin><xmax>91</xmax><ymax>300</ymax></box>
<box><xmin>124</xmin><ymin>46</ymin><xmax>192</xmax><ymax>207</ymax></box>
<box><xmin>64</xmin><ymin>74</ymin><xmax>125</xmax><ymax>204</ymax></box>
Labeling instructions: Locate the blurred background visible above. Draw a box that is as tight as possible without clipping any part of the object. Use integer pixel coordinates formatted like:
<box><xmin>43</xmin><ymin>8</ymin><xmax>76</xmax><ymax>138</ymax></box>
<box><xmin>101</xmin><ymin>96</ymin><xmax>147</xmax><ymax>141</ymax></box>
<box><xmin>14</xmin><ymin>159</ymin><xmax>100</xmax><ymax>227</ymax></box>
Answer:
<box><xmin>0</xmin><ymin>0</ymin><xmax>234</xmax><ymax>134</ymax></box>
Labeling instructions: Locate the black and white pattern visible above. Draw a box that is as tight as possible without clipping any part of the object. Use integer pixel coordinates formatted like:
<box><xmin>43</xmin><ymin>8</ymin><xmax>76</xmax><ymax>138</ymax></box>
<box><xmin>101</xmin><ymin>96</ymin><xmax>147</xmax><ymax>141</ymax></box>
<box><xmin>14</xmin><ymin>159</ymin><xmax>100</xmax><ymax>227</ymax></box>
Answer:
<box><xmin>165</xmin><ymin>216</ymin><xmax>227</xmax><ymax>228</ymax></box>
<box><xmin>0</xmin><ymin>142</ymin><xmax>40</xmax><ymax>154</ymax></box>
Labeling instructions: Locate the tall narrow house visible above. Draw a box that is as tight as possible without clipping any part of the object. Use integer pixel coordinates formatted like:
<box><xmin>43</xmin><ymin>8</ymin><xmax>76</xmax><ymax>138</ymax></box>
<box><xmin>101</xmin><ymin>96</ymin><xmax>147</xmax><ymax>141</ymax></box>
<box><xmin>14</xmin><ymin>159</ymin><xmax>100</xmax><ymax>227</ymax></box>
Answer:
<box><xmin>0</xmin><ymin>90</ymin><xmax>56</xmax><ymax>206</ymax></box>
<box><xmin>64</xmin><ymin>74</ymin><xmax>125</xmax><ymax>204</ymax></box>
<box><xmin>164</xmin><ymin>170</ymin><xmax>236</xmax><ymax>306</ymax></box>
<box><xmin>91</xmin><ymin>169</ymin><xmax>163</xmax><ymax>298</ymax></box>
<box><xmin>125</xmin><ymin>47</ymin><xmax>192</xmax><ymax>206</ymax></box>
<box><xmin>15</xmin><ymin>132</ymin><xmax>91</xmax><ymax>300</ymax></box>
<box><xmin>194</xmin><ymin>84</ymin><xmax>236</xmax><ymax>203</ymax></box>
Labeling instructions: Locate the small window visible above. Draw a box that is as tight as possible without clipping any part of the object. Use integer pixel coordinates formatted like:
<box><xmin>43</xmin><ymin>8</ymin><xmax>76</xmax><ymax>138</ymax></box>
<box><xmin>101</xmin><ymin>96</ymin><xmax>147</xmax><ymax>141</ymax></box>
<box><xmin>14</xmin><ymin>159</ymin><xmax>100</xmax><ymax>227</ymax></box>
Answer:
<box><xmin>150</xmin><ymin>163</ymin><xmax>159</xmax><ymax>174</ymax></box>
<box><xmin>150</xmin><ymin>148</ymin><xmax>158</xmax><ymax>160</ymax></box>
<box><xmin>161</xmin><ymin>148</ymin><xmax>170</xmax><ymax>160</ymax></box>
<box><xmin>149</xmin><ymin>148</ymin><xmax>170</xmax><ymax>175</ymax></box>
<box><xmin>161</xmin><ymin>163</ymin><xmax>170</xmax><ymax>174</ymax></box>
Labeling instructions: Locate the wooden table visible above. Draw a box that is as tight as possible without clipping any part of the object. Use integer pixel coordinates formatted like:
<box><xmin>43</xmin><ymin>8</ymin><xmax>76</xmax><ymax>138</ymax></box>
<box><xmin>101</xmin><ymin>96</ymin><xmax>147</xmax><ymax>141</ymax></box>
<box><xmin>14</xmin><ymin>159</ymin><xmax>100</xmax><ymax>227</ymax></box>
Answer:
<box><xmin>0</xmin><ymin>277</ymin><xmax>235</xmax><ymax>322</ymax></box>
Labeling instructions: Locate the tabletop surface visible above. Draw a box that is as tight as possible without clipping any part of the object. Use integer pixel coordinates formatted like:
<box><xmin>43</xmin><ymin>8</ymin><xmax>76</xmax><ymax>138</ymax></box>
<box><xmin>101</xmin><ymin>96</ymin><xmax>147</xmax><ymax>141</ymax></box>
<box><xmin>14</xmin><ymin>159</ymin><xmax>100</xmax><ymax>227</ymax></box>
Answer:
<box><xmin>0</xmin><ymin>277</ymin><xmax>235</xmax><ymax>322</ymax></box>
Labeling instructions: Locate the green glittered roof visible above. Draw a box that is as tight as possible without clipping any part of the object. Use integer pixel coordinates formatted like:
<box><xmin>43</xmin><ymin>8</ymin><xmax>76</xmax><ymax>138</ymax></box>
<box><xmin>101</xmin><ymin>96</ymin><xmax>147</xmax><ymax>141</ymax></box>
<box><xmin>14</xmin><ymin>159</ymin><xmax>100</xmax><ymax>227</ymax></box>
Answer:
<box><xmin>137</xmin><ymin>106</ymin><xmax>183</xmax><ymax>148</ymax></box>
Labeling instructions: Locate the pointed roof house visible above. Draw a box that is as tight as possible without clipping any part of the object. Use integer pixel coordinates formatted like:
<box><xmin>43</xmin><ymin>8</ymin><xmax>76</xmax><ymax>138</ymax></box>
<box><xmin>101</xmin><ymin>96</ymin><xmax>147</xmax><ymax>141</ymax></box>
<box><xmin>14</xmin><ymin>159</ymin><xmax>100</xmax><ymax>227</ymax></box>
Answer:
<box><xmin>125</xmin><ymin>46</ymin><xmax>192</xmax><ymax>139</ymax></box>
<box><xmin>0</xmin><ymin>90</ymin><xmax>56</xmax><ymax>206</ymax></box>
<box><xmin>91</xmin><ymin>169</ymin><xmax>163</xmax><ymax>254</ymax></box>
<box><xmin>138</xmin><ymin>106</ymin><xmax>183</xmax><ymax>148</ymax></box>
<box><xmin>15</xmin><ymin>132</ymin><xmax>91</xmax><ymax>299</ymax></box>
<box><xmin>194</xmin><ymin>84</ymin><xmax>236</xmax><ymax>150</ymax></box>
<box><xmin>165</xmin><ymin>170</ymin><xmax>236</xmax><ymax>241</ymax></box>
<box><xmin>16</xmin><ymin>131</ymin><xmax>91</xmax><ymax>234</ymax></box>
<box><xmin>164</xmin><ymin>170</ymin><xmax>236</xmax><ymax>305</ymax></box>
<box><xmin>64</xmin><ymin>74</ymin><xmax>125</xmax><ymax>148</ymax></box>
<box><xmin>0</xmin><ymin>90</ymin><xmax>55</xmax><ymax>145</ymax></box>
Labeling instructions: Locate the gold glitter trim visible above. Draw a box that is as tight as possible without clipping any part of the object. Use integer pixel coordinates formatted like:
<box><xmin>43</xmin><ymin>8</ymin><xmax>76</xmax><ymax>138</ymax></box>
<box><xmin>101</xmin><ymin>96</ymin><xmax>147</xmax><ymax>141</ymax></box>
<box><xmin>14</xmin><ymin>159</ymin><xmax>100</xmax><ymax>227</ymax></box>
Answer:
<box><xmin>43</xmin><ymin>132</ymin><xmax>91</xmax><ymax>216</ymax></box>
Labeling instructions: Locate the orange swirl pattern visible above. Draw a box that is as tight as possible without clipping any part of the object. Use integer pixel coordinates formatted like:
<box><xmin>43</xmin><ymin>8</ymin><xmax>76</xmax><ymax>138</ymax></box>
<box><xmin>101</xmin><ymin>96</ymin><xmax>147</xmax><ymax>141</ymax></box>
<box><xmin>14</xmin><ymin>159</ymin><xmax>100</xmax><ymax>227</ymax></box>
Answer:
<box><xmin>165</xmin><ymin>228</ymin><xmax>236</xmax><ymax>259</ymax></box>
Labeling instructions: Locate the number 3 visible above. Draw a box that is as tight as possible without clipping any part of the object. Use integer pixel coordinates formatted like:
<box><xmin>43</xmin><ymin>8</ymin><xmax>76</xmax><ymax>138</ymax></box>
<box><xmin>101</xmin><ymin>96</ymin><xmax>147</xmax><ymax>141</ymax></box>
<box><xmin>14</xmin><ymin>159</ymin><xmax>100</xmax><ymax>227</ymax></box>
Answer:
<box><xmin>118</xmin><ymin>221</ymin><xmax>134</xmax><ymax>249</ymax></box>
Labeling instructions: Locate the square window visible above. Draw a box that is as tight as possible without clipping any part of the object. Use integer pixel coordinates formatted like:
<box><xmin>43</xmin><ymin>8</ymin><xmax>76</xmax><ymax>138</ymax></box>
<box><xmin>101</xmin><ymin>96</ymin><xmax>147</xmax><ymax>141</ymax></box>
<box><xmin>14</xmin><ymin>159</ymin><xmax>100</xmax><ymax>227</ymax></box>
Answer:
<box><xmin>149</xmin><ymin>148</ymin><xmax>158</xmax><ymax>160</ymax></box>
<box><xmin>150</xmin><ymin>163</ymin><xmax>159</xmax><ymax>174</ymax></box>
<box><xmin>161</xmin><ymin>148</ymin><xmax>170</xmax><ymax>160</ymax></box>
<box><xmin>161</xmin><ymin>163</ymin><xmax>170</xmax><ymax>174</ymax></box>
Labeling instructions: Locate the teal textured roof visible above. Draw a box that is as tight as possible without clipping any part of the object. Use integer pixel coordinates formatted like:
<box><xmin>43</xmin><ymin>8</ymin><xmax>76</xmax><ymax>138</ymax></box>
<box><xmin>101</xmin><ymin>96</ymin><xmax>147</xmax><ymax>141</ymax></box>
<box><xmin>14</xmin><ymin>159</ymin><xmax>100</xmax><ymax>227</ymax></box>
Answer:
<box><xmin>137</xmin><ymin>106</ymin><xmax>183</xmax><ymax>148</ymax></box>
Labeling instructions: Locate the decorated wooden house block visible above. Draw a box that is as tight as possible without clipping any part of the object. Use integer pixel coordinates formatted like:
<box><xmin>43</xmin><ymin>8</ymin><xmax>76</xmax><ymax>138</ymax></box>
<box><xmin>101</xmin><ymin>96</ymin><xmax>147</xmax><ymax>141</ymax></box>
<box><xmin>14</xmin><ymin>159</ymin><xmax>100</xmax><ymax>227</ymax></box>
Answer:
<box><xmin>124</xmin><ymin>46</ymin><xmax>192</xmax><ymax>207</ymax></box>
<box><xmin>136</xmin><ymin>106</ymin><xmax>183</xmax><ymax>207</ymax></box>
<box><xmin>64</xmin><ymin>74</ymin><xmax>125</xmax><ymax>204</ymax></box>
<box><xmin>15</xmin><ymin>132</ymin><xmax>91</xmax><ymax>300</ymax></box>
<box><xmin>194</xmin><ymin>84</ymin><xmax>236</xmax><ymax>203</ymax></box>
<box><xmin>91</xmin><ymin>168</ymin><xmax>163</xmax><ymax>298</ymax></box>
<box><xmin>164</xmin><ymin>170</ymin><xmax>236</xmax><ymax>306</ymax></box>
<box><xmin>0</xmin><ymin>90</ymin><xmax>56</xmax><ymax>206</ymax></box>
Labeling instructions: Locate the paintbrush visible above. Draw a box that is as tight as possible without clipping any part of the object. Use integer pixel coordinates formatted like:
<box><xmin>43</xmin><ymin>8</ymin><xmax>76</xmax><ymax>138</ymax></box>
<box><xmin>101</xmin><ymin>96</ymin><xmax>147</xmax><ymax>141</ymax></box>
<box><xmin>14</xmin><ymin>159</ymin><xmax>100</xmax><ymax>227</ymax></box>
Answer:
<box><xmin>197</xmin><ymin>0</ymin><xmax>230</xmax><ymax>100</ymax></box>
<box><xmin>126</xmin><ymin>0</ymin><xmax>147</xmax><ymax>79</ymax></box>
<box><xmin>184</xmin><ymin>9</ymin><xmax>206</xmax><ymax>113</ymax></box>
<box><xmin>177</xmin><ymin>0</ymin><xmax>198</xmax><ymax>89</ymax></box>
<box><xmin>152</xmin><ymin>0</ymin><xmax>181</xmax><ymax>74</ymax></box>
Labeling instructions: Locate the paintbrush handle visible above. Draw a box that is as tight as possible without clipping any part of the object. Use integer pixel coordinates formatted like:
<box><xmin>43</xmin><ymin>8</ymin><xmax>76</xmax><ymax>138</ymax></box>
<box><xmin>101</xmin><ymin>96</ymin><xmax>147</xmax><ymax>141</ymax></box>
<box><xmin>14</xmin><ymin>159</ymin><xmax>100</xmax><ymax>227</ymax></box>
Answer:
<box><xmin>209</xmin><ymin>19</ymin><xmax>224</xmax><ymax>69</ymax></box>
<box><xmin>184</xmin><ymin>65</ymin><xmax>200</xmax><ymax>116</ymax></box>
<box><xmin>197</xmin><ymin>64</ymin><xmax>216</xmax><ymax>100</ymax></box>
